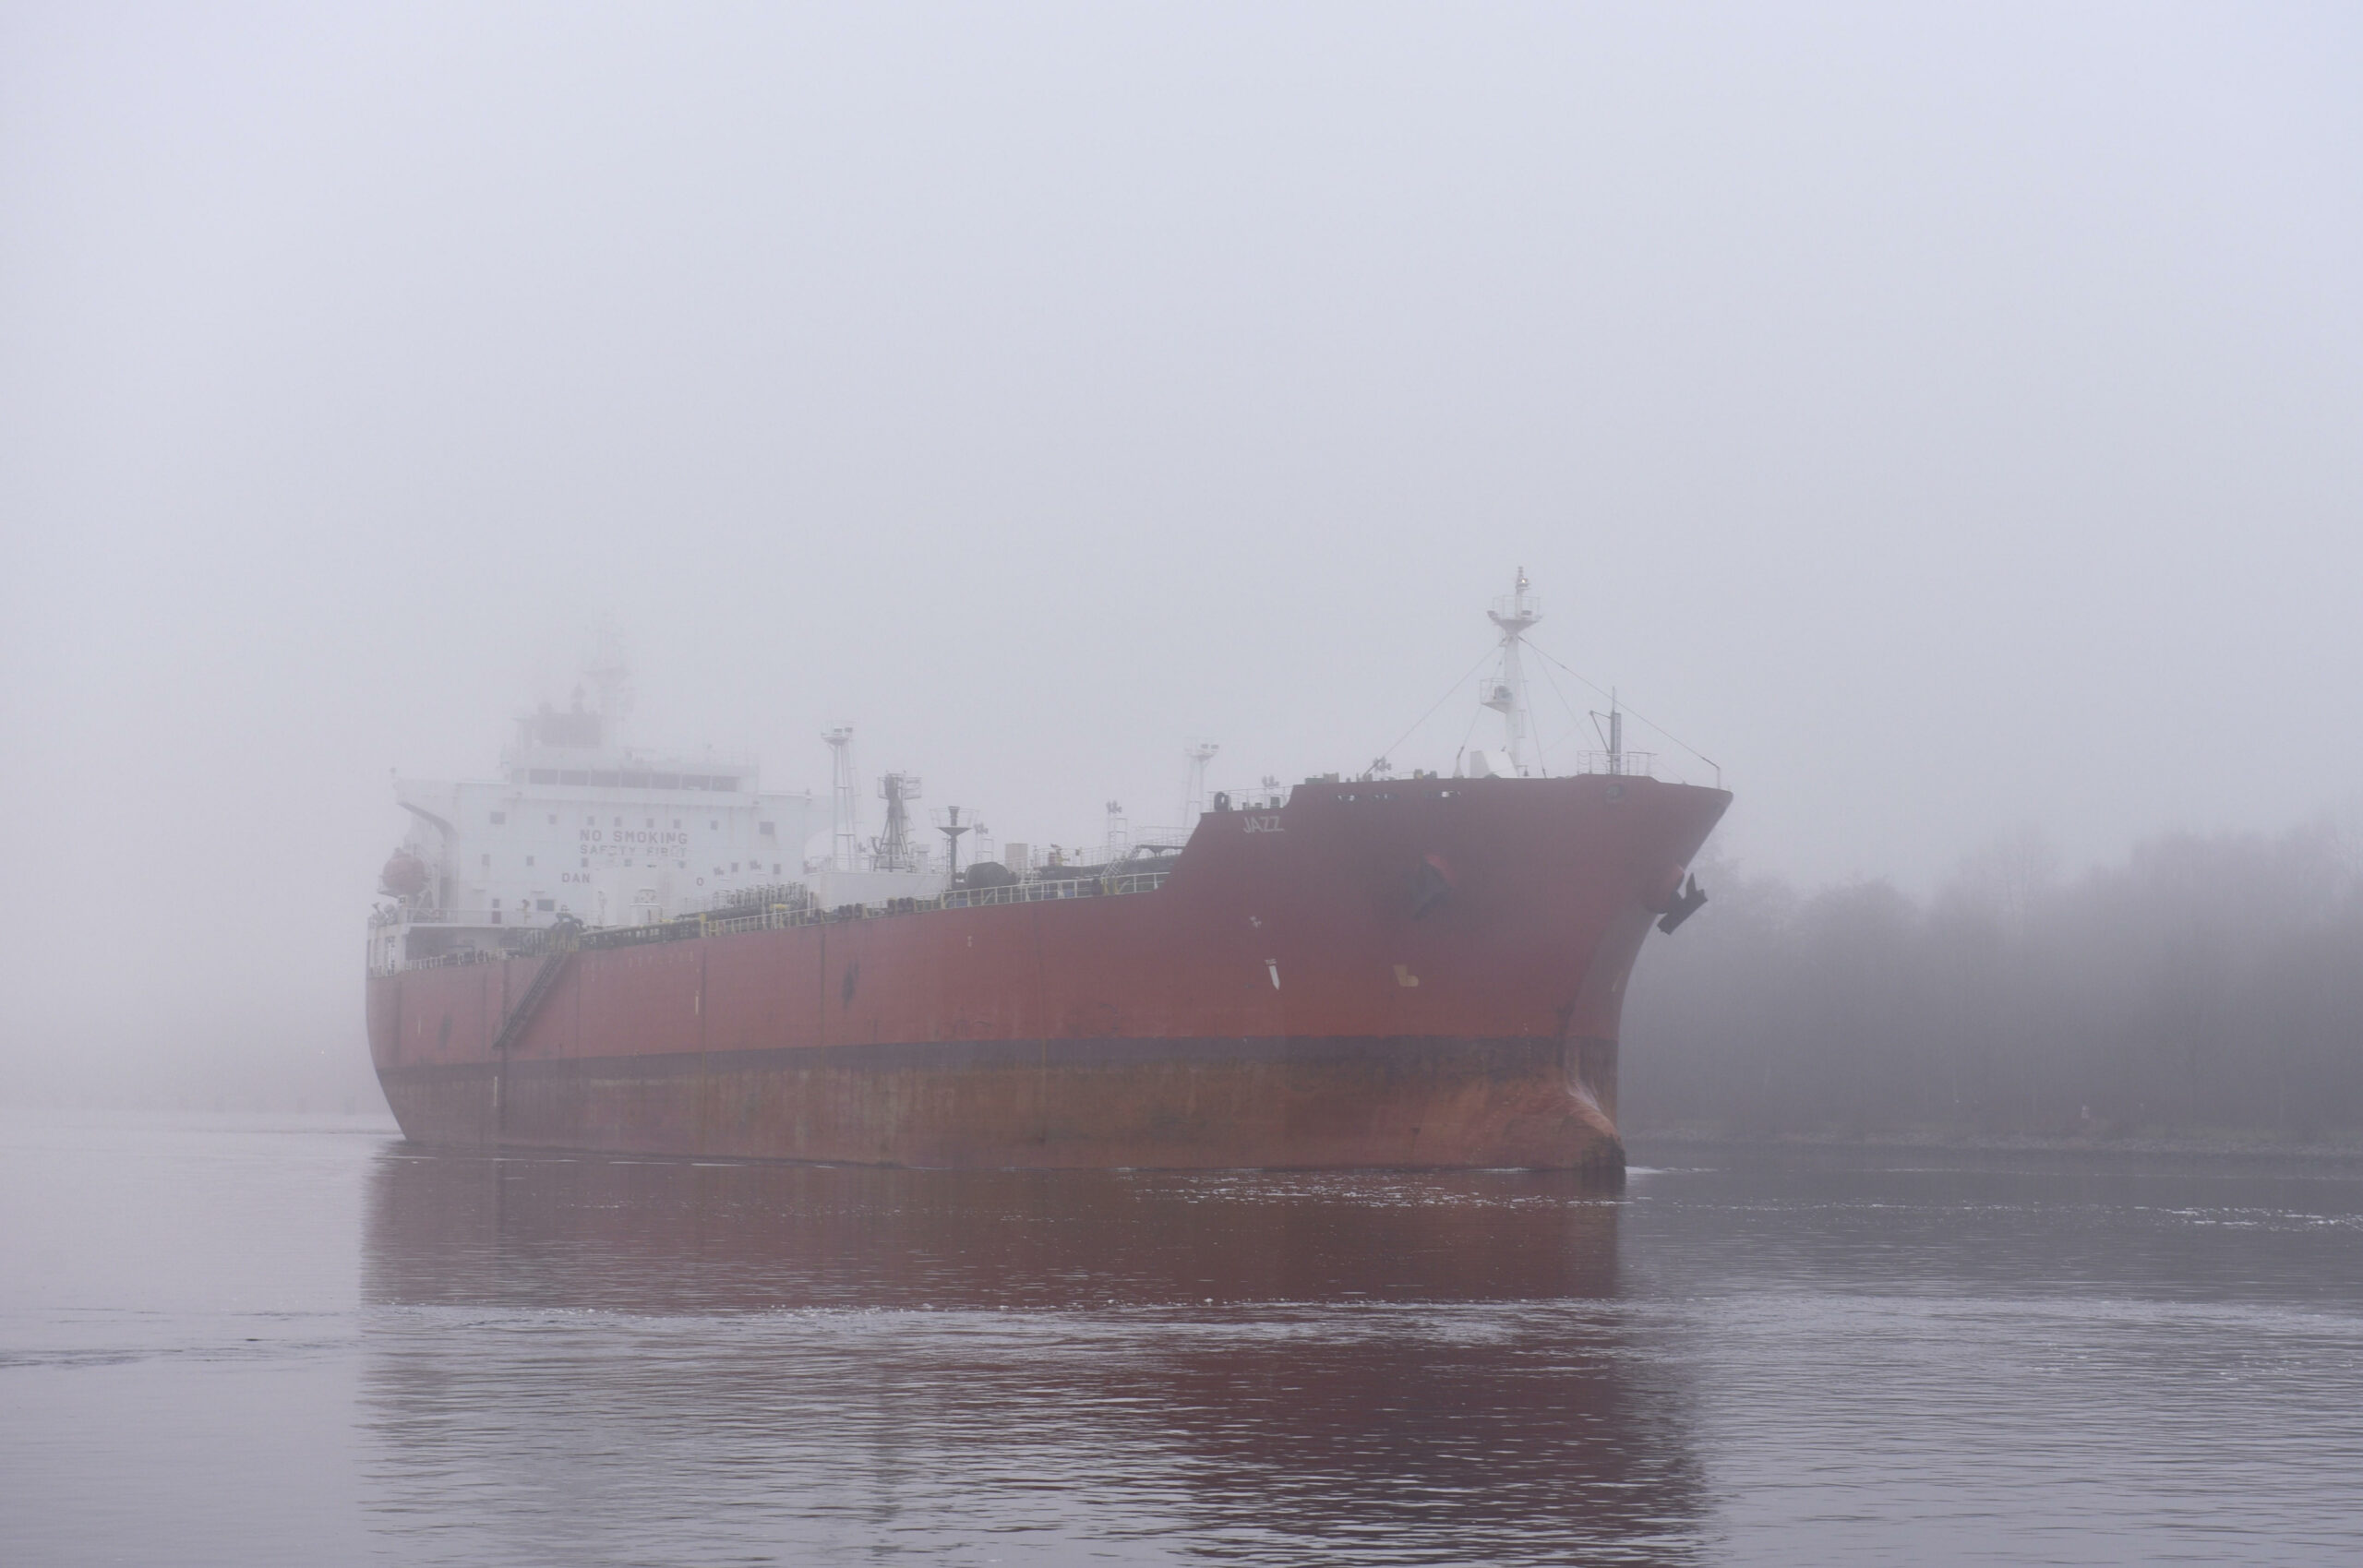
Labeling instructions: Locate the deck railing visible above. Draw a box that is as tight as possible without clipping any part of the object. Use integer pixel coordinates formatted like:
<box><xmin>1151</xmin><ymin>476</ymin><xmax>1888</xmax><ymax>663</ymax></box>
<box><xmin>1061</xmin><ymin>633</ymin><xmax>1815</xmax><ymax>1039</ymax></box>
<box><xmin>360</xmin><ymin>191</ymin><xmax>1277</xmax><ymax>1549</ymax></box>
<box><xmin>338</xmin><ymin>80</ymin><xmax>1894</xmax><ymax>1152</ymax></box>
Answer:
<box><xmin>1565</xmin><ymin>750</ymin><xmax>1658</xmax><ymax>778</ymax></box>
<box><xmin>381</xmin><ymin>868</ymin><xmax>1174</xmax><ymax>973</ymax></box>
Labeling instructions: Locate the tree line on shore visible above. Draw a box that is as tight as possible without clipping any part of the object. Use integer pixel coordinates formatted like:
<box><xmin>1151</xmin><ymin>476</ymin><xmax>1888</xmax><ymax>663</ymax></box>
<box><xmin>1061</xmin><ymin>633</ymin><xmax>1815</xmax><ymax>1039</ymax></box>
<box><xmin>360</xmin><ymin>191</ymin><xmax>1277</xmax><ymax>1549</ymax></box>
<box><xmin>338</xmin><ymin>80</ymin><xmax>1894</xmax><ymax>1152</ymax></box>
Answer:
<box><xmin>1620</xmin><ymin>816</ymin><xmax>2363</xmax><ymax>1139</ymax></box>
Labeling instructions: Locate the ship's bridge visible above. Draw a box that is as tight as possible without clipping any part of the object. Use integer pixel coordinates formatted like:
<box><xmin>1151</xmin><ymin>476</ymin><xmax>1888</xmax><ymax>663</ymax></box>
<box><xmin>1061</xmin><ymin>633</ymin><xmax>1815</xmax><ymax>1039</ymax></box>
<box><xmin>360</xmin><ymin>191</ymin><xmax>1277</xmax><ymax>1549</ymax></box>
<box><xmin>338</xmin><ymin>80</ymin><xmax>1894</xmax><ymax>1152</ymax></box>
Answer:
<box><xmin>380</xmin><ymin>702</ymin><xmax>820</xmax><ymax>952</ymax></box>
<box><xmin>498</xmin><ymin>703</ymin><xmax>757</xmax><ymax>793</ymax></box>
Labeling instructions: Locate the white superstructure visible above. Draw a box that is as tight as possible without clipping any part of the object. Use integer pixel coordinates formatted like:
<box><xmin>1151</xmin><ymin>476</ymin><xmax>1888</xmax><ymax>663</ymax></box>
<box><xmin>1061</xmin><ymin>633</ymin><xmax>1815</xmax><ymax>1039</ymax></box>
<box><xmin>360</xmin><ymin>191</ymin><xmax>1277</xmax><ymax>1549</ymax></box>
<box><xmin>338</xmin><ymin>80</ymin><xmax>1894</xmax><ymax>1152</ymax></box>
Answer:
<box><xmin>373</xmin><ymin>699</ymin><xmax>813</xmax><ymax>955</ymax></box>
<box><xmin>369</xmin><ymin>693</ymin><xmax>979</xmax><ymax>970</ymax></box>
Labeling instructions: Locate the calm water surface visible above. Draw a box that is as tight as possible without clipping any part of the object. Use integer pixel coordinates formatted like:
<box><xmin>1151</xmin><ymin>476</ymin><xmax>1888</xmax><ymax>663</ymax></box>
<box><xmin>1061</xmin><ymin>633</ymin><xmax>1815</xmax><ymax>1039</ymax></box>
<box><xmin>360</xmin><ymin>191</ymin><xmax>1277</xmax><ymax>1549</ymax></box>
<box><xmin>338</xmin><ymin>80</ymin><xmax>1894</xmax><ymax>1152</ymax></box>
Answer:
<box><xmin>3</xmin><ymin>1111</ymin><xmax>2358</xmax><ymax>1565</ymax></box>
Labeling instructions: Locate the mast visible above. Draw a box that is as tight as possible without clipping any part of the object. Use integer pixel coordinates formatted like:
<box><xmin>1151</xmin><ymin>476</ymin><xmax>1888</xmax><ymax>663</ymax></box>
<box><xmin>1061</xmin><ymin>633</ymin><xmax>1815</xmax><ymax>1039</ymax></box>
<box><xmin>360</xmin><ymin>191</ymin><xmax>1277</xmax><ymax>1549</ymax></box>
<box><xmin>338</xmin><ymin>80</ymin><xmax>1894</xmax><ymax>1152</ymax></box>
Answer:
<box><xmin>875</xmin><ymin>772</ymin><xmax>921</xmax><ymax>871</ymax></box>
<box><xmin>822</xmin><ymin>726</ymin><xmax>858</xmax><ymax>870</ymax></box>
<box><xmin>933</xmin><ymin>805</ymin><xmax>972</xmax><ymax>878</ymax></box>
<box><xmin>1481</xmin><ymin>566</ymin><xmax>1542</xmax><ymax>776</ymax></box>
<box><xmin>1182</xmin><ymin>741</ymin><xmax>1219</xmax><ymax>821</ymax></box>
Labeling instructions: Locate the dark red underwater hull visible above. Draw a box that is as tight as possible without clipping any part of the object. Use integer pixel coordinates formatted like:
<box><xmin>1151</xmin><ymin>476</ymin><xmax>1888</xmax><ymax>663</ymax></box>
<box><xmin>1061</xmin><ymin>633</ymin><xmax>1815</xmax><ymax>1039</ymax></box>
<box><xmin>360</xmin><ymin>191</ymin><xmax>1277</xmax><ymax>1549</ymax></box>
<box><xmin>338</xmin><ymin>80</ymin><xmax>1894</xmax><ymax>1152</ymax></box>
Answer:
<box><xmin>368</xmin><ymin>775</ymin><xmax>1728</xmax><ymax>1169</ymax></box>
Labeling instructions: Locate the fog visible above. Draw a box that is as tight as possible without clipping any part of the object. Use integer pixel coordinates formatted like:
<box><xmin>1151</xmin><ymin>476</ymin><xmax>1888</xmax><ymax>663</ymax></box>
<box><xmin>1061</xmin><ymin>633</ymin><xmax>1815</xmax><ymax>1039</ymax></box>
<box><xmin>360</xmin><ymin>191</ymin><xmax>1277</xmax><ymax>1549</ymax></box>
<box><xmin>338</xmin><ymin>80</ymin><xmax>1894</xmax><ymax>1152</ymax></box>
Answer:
<box><xmin>1625</xmin><ymin>818</ymin><xmax>2363</xmax><ymax>1138</ymax></box>
<box><xmin>3</xmin><ymin>4</ymin><xmax>2357</xmax><ymax>1113</ymax></box>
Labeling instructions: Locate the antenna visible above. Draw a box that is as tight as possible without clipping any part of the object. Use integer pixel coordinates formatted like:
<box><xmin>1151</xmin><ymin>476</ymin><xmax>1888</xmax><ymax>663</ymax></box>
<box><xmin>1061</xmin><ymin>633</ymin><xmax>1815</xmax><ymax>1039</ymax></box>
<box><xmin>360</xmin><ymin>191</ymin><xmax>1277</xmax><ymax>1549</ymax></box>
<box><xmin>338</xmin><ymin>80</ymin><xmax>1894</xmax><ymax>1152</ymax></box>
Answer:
<box><xmin>1182</xmin><ymin>741</ymin><xmax>1219</xmax><ymax>821</ymax></box>
<box><xmin>1480</xmin><ymin>566</ymin><xmax>1542</xmax><ymax>776</ymax></box>
<box><xmin>822</xmin><ymin>726</ymin><xmax>858</xmax><ymax>870</ymax></box>
<box><xmin>1105</xmin><ymin>800</ymin><xmax>1127</xmax><ymax>861</ymax></box>
<box><xmin>931</xmin><ymin>806</ymin><xmax>973</xmax><ymax>879</ymax></box>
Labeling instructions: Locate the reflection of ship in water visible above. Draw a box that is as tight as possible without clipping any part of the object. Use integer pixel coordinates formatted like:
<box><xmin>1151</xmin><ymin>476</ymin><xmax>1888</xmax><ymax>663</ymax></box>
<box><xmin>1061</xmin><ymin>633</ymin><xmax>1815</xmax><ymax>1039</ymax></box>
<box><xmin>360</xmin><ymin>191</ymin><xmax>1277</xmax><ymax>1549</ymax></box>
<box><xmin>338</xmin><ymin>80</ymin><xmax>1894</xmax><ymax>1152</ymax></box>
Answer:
<box><xmin>360</xmin><ymin>1150</ymin><xmax>1707</xmax><ymax>1562</ymax></box>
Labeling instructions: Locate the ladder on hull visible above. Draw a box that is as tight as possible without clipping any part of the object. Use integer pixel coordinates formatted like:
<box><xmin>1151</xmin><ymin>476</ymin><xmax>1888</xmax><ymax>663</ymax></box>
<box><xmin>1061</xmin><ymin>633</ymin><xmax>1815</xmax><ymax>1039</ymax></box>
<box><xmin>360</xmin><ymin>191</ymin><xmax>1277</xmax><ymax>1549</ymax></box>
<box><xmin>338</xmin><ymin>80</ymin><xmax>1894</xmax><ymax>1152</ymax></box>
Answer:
<box><xmin>492</xmin><ymin>950</ymin><xmax>574</xmax><ymax>1056</ymax></box>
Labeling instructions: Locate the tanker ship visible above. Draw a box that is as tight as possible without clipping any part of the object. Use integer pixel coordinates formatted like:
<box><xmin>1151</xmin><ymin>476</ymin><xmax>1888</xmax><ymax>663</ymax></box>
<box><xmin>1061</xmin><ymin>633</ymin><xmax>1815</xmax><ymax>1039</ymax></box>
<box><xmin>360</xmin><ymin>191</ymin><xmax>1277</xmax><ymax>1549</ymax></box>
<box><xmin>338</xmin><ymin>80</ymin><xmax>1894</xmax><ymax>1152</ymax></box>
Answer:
<box><xmin>365</xmin><ymin>573</ymin><xmax>1727</xmax><ymax>1171</ymax></box>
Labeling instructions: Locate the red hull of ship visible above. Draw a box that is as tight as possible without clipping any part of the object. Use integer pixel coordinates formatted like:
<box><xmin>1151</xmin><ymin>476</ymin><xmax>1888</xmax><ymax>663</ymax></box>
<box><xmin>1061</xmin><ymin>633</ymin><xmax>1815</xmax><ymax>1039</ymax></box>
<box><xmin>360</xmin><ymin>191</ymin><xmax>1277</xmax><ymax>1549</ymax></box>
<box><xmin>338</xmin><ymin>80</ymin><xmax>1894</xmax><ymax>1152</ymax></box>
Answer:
<box><xmin>368</xmin><ymin>776</ymin><xmax>1727</xmax><ymax>1169</ymax></box>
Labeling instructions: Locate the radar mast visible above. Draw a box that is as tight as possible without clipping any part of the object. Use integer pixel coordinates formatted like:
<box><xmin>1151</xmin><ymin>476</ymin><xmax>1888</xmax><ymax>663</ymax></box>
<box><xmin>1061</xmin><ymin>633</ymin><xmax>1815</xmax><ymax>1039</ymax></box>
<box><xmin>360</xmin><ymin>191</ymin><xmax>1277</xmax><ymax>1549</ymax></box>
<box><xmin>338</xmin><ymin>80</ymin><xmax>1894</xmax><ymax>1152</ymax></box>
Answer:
<box><xmin>1182</xmin><ymin>741</ymin><xmax>1220</xmax><ymax>820</ymax></box>
<box><xmin>1481</xmin><ymin>567</ymin><xmax>1542</xmax><ymax>776</ymax></box>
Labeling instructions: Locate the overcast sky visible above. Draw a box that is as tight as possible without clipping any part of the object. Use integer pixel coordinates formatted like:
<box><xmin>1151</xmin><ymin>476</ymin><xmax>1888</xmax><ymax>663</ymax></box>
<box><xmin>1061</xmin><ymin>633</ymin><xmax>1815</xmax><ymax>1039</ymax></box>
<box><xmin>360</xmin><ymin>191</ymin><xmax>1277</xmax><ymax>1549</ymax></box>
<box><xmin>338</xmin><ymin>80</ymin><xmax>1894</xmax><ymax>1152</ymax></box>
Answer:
<box><xmin>3</xmin><ymin>3</ymin><xmax>2357</xmax><ymax>1105</ymax></box>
